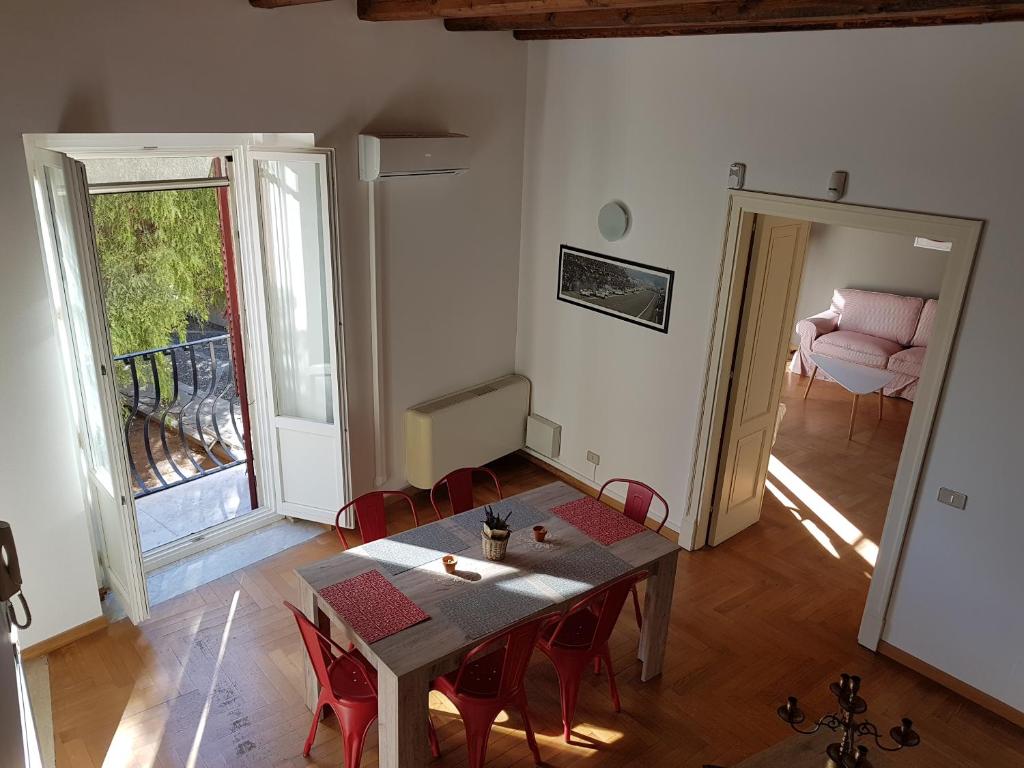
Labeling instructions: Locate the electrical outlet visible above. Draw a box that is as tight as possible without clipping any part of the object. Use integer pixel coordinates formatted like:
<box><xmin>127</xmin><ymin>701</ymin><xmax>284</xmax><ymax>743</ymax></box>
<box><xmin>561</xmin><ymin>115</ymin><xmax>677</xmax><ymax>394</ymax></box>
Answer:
<box><xmin>937</xmin><ymin>487</ymin><xmax>967</xmax><ymax>510</ymax></box>
<box><xmin>586</xmin><ymin>450</ymin><xmax>600</xmax><ymax>466</ymax></box>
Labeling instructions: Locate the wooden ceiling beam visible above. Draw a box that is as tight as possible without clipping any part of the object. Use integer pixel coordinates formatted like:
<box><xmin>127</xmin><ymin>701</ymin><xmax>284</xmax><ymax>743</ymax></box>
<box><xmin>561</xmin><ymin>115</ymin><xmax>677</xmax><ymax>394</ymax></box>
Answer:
<box><xmin>357</xmin><ymin>0</ymin><xmax>707</xmax><ymax>21</ymax></box>
<box><xmin>510</xmin><ymin>5</ymin><xmax>1024</xmax><ymax>38</ymax></box>
<box><xmin>446</xmin><ymin>1</ymin><xmax>1024</xmax><ymax>31</ymax></box>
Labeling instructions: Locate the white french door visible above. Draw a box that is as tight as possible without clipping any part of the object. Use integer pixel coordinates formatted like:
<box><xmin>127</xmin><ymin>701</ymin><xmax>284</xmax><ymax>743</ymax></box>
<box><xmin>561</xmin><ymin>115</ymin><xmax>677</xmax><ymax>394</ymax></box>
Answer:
<box><xmin>28</xmin><ymin>149</ymin><xmax>150</xmax><ymax>622</ymax></box>
<box><xmin>240</xmin><ymin>149</ymin><xmax>350</xmax><ymax>525</ymax></box>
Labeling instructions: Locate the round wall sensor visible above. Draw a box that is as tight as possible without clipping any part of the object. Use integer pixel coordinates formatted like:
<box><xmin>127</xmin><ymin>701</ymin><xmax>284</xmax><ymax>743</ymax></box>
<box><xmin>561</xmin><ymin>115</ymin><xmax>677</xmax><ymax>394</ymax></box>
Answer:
<box><xmin>598</xmin><ymin>201</ymin><xmax>631</xmax><ymax>242</ymax></box>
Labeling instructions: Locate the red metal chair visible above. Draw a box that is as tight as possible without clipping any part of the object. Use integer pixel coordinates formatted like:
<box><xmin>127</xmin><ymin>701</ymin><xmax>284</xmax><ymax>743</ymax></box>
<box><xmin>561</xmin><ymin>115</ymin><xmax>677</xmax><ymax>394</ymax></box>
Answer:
<box><xmin>536</xmin><ymin>573</ymin><xmax>645</xmax><ymax>743</ymax></box>
<box><xmin>283</xmin><ymin>601</ymin><xmax>378</xmax><ymax>765</ymax></box>
<box><xmin>429</xmin><ymin>611</ymin><xmax>558</xmax><ymax>767</ymax></box>
<box><xmin>334</xmin><ymin>490</ymin><xmax>425</xmax><ymax>549</ymax></box>
<box><xmin>430</xmin><ymin>466</ymin><xmax>503</xmax><ymax>518</ymax></box>
<box><xmin>597</xmin><ymin>478</ymin><xmax>669</xmax><ymax>629</ymax></box>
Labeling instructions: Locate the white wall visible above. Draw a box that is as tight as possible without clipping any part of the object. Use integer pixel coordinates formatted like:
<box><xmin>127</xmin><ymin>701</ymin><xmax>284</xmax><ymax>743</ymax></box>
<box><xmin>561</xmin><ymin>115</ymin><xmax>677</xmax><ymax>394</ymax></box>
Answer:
<box><xmin>517</xmin><ymin>25</ymin><xmax>1024</xmax><ymax>710</ymax></box>
<box><xmin>792</xmin><ymin>224</ymin><xmax>947</xmax><ymax>341</ymax></box>
<box><xmin>0</xmin><ymin>0</ymin><xmax>525</xmax><ymax>645</ymax></box>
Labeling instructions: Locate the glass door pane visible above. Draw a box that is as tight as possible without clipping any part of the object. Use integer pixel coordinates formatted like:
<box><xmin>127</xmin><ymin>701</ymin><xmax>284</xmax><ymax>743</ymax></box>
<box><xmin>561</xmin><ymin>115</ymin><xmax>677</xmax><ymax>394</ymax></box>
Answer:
<box><xmin>45</xmin><ymin>164</ymin><xmax>115</xmax><ymax>492</ymax></box>
<box><xmin>255</xmin><ymin>159</ymin><xmax>333</xmax><ymax>424</ymax></box>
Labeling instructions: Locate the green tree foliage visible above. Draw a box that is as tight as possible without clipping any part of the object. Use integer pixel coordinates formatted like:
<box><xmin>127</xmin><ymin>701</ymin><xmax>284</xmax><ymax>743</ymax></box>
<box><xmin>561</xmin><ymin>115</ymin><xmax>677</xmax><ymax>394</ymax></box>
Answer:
<box><xmin>91</xmin><ymin>188</ymin><xmax>226</xmax><ymax>359</ymax></box>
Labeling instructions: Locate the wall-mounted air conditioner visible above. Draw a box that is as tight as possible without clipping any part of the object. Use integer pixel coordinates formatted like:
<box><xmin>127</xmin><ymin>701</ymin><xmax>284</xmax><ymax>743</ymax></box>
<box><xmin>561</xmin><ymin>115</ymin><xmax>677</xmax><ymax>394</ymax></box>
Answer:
<box><xmin>358</xmin><ymin>133</ymin><xmax>470</xmax><ymax>181</ymax></box>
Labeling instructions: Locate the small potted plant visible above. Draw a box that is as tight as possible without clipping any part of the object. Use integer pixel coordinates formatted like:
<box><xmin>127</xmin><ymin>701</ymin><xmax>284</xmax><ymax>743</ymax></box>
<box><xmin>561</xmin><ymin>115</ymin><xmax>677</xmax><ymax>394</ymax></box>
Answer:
<box><xmin>481</xmin><ymin>504</ymin><xmax>513</xmax><ymax>561</ymax></box>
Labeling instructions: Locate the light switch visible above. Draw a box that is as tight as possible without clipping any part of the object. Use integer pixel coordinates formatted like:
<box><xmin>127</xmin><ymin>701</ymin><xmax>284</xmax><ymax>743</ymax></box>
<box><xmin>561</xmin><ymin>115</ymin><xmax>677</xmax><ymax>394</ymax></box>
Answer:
<box><xmin>937</xmin><ymin>487</ymin><xmax>967</xmax><ymax>510</ymax></box>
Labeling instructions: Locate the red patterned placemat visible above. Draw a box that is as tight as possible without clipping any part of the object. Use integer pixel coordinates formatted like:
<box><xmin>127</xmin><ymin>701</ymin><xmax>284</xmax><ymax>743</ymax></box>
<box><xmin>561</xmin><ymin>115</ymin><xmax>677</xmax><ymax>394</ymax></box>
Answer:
<box><xmin>318</xmin><ymin>569</ymin><xmax>430</xmax><ymax>644</ymax></box>
<box><xmin>552</xmin><ymin>497</ymin><xmax>647</xmax><ymax>546</ymax></box>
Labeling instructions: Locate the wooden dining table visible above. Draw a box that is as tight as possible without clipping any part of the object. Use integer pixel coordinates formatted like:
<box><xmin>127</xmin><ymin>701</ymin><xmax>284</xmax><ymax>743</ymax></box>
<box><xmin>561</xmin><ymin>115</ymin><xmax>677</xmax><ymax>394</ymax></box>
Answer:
<box><xmin>294</xmin><ymin>481</ymin><xmax>682</xmax><ymax>768</ymax></box>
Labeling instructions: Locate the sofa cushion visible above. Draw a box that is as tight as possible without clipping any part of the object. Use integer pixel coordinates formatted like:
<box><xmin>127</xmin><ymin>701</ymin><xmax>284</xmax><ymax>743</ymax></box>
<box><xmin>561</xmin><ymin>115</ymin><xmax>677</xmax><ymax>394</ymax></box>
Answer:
<box><xmin>832</xmin><ymin>288</ymin><xmax>925</xmax><ymax>346</ymax></box>
<box><xmin>910</xmin><ymin>298</ymin><xmax>938</xmax><ymax>348</ymax></box>
<box><xmin>887</xmin><ymin>346</ymin><xmax>927</xmax><ymax>377</ymax></box>
<box><xmin>812</xmin><ymin>330</ymin><xmax>903</xmax><ymax>369</ymax></box>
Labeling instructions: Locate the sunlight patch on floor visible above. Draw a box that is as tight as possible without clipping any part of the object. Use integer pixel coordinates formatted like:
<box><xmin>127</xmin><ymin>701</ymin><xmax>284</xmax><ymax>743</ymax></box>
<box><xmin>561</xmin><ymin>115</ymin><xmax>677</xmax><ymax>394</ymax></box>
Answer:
<box><xmin>767</xmin><ymin>456</ymin><xmax>879</xmax><ymax>567</ymax></box>
<box><xmin>103</xmin><ymin>611</ymin><xmax>206</xmax><ymax>768</ymax></box>
<box><xmin>800</xmin><ymin>519</ymin><xmax>840</xmax><ymax>558</ymax></box>
<box><xmin>186</xmin><ymin>590</ymin><xmax>240</xmax><ymax>768</ymax></box>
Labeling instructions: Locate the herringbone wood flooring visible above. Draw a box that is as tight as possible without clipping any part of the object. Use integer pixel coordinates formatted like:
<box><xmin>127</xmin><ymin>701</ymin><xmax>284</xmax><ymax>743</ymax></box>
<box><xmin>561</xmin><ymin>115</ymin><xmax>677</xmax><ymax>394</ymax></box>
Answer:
<box><xmin>46</xmin><ymin>374</ymin><xmax>1024</xmax><ymax>767</ymax></box>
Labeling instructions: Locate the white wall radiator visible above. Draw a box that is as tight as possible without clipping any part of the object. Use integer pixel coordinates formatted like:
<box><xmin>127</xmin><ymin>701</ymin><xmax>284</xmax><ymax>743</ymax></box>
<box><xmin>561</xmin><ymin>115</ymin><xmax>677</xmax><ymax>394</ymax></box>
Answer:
<box><xmin>405</xmin><ymin>374</ymin><xmax>530</xmax><ymax>489</ymax></box>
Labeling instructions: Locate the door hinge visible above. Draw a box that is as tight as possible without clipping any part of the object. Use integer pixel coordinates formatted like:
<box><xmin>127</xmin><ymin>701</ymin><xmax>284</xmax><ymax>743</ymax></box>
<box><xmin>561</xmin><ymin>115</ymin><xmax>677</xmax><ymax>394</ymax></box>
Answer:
<box><xmin>101</xmin><ymin>364</ymin><xmax>108</xmax><ymax>376</ymax></box>
<box><xmin>120</xmin><ymin>494</ymin><xmax>127</xmax><ymax>505</ymax></box>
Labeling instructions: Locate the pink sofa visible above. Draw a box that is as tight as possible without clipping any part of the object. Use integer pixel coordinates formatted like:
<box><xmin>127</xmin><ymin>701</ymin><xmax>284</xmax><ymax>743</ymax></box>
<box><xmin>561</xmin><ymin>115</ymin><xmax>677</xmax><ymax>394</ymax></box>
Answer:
<box><xmin>791</xmin><ymin>288</ymin><xmax>937</xmax><ymax>402</ymax></box>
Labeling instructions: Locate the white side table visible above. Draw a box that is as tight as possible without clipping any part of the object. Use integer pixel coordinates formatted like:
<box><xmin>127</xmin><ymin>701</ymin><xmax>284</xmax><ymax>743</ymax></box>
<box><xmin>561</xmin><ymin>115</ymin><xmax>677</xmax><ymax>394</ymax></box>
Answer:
<box><xmin>806</xmin><ymin>354</ymin><xmax>898</xmax><ymax>440</ymax></box>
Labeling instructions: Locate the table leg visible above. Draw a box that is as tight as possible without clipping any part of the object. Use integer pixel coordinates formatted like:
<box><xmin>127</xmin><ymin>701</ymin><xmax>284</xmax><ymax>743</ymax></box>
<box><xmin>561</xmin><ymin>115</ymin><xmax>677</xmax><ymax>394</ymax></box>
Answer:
<box><xmin>878</xmin><ymin>389</ymin><xmax>883</xmax><ymax>420</ymax></box>
<box><xmin>847</xmin><ymin>393</ymin><xmax>859</xmax><ymax>440</ymax></box>
<box><xmin>378</xmin><ymin>665</ymin><xmax>432</xmax><ymax>768</ymax></box>
<box><xmin>298</xmin><ymin>579</ymin><xmax>323</xmax><ymax>714</ymax></box>
<box><xmin>639</xmin><ymin>551</ymin><xmax>678</xmax><ymax>682</ymax></box>
<box><xmin>803</xmin><ymin>366</ymin><xmax>817</xmax><ymax>400</ymax></box>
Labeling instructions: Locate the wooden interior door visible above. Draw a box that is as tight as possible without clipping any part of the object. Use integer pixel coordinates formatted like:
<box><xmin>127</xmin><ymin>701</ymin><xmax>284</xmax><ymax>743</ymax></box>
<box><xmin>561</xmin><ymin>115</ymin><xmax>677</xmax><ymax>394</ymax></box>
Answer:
<box><xmin>708</xmin><ymin>215</ymin><xmax>810</xmax><ymax>546</ymax></box>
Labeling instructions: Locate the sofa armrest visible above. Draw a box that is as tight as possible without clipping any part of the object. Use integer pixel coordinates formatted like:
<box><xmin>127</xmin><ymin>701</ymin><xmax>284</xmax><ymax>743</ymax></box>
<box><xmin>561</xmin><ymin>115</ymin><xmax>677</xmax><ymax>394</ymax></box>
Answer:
<box><xmin>796</xmin><ymin>310</ymin><xmax>840</xmax><ymax>350</ymax></box>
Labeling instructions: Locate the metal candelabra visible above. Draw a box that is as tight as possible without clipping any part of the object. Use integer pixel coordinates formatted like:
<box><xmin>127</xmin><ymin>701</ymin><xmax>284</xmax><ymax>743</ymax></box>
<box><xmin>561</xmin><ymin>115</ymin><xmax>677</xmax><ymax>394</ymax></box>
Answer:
<box><xmin>777</xmin><ymin>673</ymin><xmax>920</xmax><ymax>767</ymax></box>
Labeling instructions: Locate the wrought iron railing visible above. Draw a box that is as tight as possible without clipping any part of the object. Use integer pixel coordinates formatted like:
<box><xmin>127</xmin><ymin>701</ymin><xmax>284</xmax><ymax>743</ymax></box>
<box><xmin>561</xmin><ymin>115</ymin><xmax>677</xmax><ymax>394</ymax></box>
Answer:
<box><xmin>114</xmin><ymin>334</ymin><xmax>247</xmax><ymax>497</ymax></box>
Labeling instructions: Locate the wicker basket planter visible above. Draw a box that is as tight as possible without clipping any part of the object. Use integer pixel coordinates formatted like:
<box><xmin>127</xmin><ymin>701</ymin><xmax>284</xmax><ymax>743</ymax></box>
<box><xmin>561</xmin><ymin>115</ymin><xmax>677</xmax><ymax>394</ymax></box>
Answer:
<box><xmin>481</xmin><ymin>527</ymin><xmax>510</xmax><ymax>561</ymax></box>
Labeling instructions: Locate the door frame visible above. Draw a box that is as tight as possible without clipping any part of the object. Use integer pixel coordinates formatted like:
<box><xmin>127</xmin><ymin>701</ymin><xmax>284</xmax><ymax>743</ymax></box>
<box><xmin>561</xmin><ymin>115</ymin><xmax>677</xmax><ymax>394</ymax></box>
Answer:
<box><xmin>684</xmin><ymin>190</ymin><xmax>981</xmax><ymax>649</ymax></box>
<box><xmin>22</xmin><ymin>133</ymin><xmax>353</xmax><ymax>575</ymax></box>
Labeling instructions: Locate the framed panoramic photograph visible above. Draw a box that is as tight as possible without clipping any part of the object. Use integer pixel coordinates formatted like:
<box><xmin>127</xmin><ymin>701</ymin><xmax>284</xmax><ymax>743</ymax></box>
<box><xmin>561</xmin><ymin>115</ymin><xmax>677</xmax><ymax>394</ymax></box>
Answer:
<box><xmin>557</xmin><ymin>244</ymin><xmax>674</xmax><ymax>333</ymax></box>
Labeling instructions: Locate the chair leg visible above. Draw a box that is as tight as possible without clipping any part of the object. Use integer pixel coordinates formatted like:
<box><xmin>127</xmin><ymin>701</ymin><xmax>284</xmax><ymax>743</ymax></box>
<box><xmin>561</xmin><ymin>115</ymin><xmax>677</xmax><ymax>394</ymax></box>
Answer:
<box><xmin>630</xmin><ymin>584</ymin><xmax>644</xmax><ymax>630</ymax></box>
<box><xmin>602</xmin><ymin>648</ymin><xmax>621</xmax><ymax>712</ymax></box>
<box><xmin>335</xmin><ymin>704</ymin><xmax>376</xmax><ymax>768</ymax></box>
<box><xmin>303</xmin><ymin>697</ymin><xmax>328</xmax><ymax>757</ymax></box>
<box><xmin>555</xmin><ymin>665</ymin><xmax>583</xmax><ymax>742</ymax></box>
<box><xmin>342</xmin><ymin>727</ymin><xmax>369</xmax><ymax>768</ymax></box>
<box><xmin>428</xmin><ymin>715</ymin><xmax>441</xmax><ymax>758</ymax></box>
<box><xmin>463</xmin><ymin>718</ymin><xmax>495</xmax><ymax>768</ymax></box>
<box><xmin>518</xmin><ymin>694</ymin><xmax>543</xmax><ymax>766</ymax></box>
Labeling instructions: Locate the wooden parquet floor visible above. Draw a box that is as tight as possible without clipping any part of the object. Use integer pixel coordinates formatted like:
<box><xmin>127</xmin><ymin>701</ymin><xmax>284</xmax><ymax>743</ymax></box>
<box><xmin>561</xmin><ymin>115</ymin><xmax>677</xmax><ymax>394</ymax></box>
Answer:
<box><xmin>46</xmin><ymin>375</ymin><xmax>1024</xmax><ymax>767</ymax></box>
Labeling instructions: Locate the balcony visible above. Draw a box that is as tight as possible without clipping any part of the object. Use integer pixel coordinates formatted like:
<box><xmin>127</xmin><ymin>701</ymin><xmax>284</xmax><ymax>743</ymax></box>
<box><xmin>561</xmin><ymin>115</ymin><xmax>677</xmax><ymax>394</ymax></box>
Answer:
<box><xmin>115</xmin><ymin>333</ymin><xmax>254</xmax><ymax>552</ymax></box>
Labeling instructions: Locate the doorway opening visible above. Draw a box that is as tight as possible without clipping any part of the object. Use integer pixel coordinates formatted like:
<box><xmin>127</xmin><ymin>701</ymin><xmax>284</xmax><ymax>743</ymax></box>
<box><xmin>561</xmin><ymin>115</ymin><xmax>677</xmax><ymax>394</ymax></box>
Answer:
<box><xmin>26</xmin><ymin>134</ymin><xmax>352</xmax><ymax>623</ymax></box>
<box><xmin>84</xmin><ymin>156</ymin><xmax>258</xmax><ymax>556</ymax></box>
<box><xmin>687</xmin><ymin>193</ymin><xmax>980</xmax><ymax>650</ymax></box>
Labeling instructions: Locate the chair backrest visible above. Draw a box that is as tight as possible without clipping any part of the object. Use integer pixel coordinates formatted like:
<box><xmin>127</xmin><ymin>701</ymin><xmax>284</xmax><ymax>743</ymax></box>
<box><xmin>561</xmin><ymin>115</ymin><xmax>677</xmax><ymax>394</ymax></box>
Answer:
<box><xmin>550</xmin><ymin>573</ymin><xmax>644</xmax><ymax>652</ymax></box>
<box><xmin>597</xmin><ymin>478</ymin><xmax>669</xmax><ymax>533</ymax></box>
<box><xmin>453</xmin><ymin>611</ymin><xmax>558</xmax><ymax>699</ymax></box>
<box><xmin>283</xmin><ymin>602</ymin><xmax>376</xmax><ymax>694</ymax></box>
<box><xmin>284</xmin><ymin>601</ymin><xmax>337</xmax><ymax>688</ymax></box>
<box><xmin>430</xmin><ymin>466</ymin><xmax>503</xmax><ymax>518</ymax></box>
<box><xmin>335</xmin><ymin>490</ymin><xmax>420</xmax><ymax>549</ymax></box>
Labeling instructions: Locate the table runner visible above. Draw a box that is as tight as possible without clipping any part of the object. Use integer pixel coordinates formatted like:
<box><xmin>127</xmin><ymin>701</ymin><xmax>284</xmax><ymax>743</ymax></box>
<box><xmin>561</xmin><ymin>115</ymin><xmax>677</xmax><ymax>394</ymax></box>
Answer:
<box><xmin>357</xmin><ymin>523</ymin><xmax>471</xmax><ymax>575</ymax></box>
<box><xmin>437</xmin><ymin>576</ymin><xmax>552</xmax><ymax>640</ymax></box>
<box><xmin>319</xmin><ymin>569</ymin><xmax>430</xmax><ymax>643</ymax></box>
<box><xmin>448</xmin><ymin>497</ymin><xmax>550</xmax><ymax>533</ymax></box>
<box><xmin>552</xmin><ymin>496</ymin><xmax>647</xmax><ymax>545</ymax></box>
<box><xmin>531</xmin><ymin>542</ymin><xmax>634</xmax><ymax>600</ymax></box>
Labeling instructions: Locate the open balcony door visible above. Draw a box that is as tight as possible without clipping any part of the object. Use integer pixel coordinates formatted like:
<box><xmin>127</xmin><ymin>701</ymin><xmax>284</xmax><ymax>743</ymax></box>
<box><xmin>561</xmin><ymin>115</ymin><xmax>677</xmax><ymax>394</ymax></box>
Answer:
<box><xmin>708</xmin><ymin>215</ymin><xmax>810</xmax><ymax>546</ymax></box>
<box><xmin>240</xmin><ymin>149</ymin><xmax>350</xmax><ymax>526</ymax></box>
<box><xmin>28</xmin><ymin>149</ymin><xmax>149</xmax><ymax>622</ymax></box>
